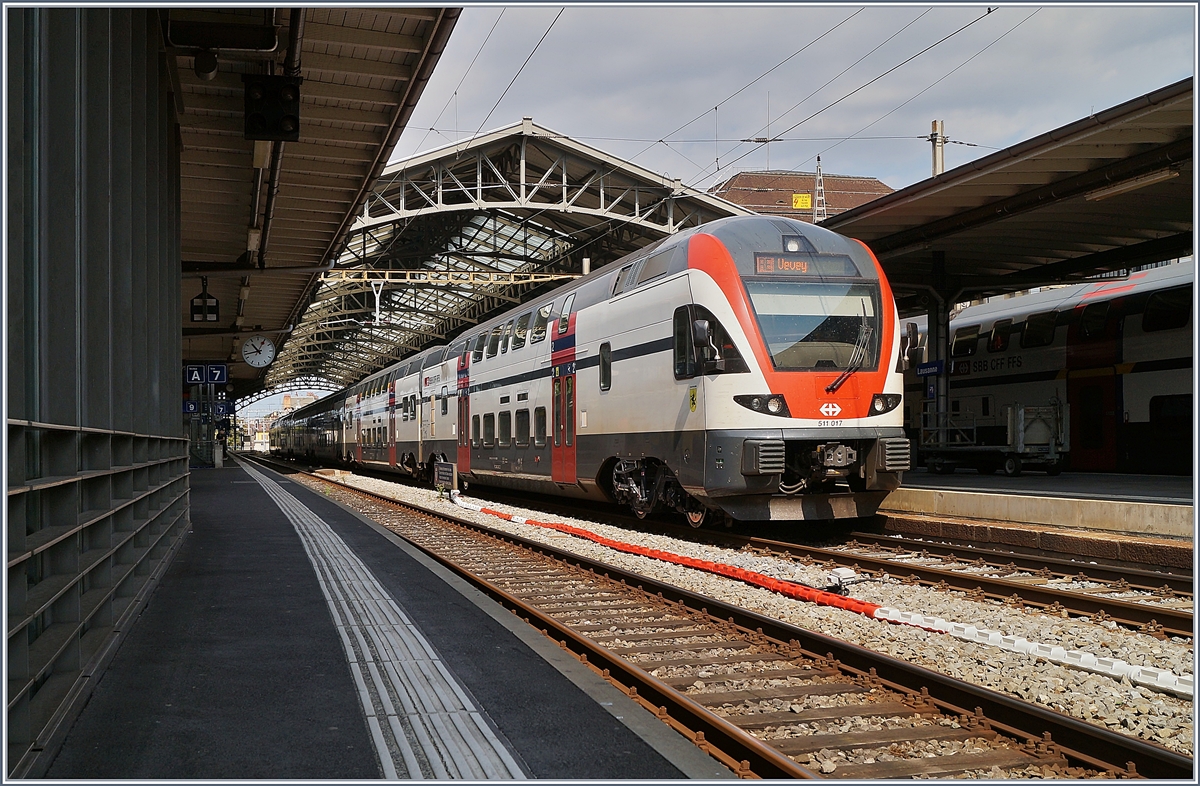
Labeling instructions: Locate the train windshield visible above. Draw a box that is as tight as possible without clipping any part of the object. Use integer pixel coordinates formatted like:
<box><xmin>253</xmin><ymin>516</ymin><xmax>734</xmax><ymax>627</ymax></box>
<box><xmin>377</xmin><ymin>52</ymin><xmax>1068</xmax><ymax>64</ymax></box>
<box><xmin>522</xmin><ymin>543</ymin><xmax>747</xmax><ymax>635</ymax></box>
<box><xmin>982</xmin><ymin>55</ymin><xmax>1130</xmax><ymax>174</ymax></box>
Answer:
<box><xmin>743</xmin><ymin>281</ymin><xmax>881</xmax><ymax>371</ymax></box>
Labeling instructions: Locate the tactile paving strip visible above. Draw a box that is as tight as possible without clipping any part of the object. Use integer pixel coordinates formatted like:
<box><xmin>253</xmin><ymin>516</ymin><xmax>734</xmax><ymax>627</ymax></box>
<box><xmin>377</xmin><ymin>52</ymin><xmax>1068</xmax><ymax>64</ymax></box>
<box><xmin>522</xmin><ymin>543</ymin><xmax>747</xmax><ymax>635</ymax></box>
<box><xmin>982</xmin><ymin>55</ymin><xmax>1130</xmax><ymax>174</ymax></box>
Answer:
<box><xmin>239</xmin><ymin>460</ymin><xmax>525</xmax><ymax>779</ymax></box>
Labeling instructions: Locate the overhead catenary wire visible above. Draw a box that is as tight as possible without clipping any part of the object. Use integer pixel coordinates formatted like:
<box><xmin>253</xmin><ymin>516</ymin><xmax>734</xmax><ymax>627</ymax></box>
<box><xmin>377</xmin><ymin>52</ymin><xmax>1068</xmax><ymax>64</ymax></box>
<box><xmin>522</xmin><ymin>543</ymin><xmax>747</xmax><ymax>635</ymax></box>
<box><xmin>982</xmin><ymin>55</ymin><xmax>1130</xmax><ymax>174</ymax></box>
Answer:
<box><xmin>632</xmin><ymin>7</ymin><xmax>866</xmax><ymax>165</ymax></box>
<box><xmin>458</xmin><ymin>7</ymin><xmax>565</xmax><ymax>156</ymax></box>
<box><xmin>738</xmin><ymin>7</ymin><xmax>1037</xmax><ymax>200</ymax></box>
<box><xmin>690</xmin><ymin>6</ymin><xmax>998</xmax><ymax>190</ymax></box>
<box><xmin>405</xmin><ymin>8</ymin><xmax>507</xmax><ymax>158</ymax></box>
<box><xmin>704</xmin><ymin>6</ymin><xmax>933</xmax><ymax>169</ymax></box>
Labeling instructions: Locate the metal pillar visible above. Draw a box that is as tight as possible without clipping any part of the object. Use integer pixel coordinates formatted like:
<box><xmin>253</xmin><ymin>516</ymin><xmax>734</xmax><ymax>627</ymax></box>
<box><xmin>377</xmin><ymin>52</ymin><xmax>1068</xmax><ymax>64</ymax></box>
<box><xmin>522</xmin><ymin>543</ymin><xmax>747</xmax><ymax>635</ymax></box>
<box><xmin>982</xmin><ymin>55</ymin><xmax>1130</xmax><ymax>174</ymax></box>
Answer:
<box><xmin>922</xmin><ymin>250</ymin><xmax>954</xmax><ymax>449</ymax></box>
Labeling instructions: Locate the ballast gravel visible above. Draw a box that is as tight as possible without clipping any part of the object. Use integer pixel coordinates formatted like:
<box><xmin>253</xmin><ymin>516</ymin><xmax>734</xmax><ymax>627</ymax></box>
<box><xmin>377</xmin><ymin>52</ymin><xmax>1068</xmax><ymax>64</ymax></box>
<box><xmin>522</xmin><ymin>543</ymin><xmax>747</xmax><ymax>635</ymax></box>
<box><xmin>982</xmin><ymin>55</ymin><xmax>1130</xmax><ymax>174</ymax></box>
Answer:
<box><xmin>326</xmin><ymin>474</ymin><xmax>1195</xmax><ymax>757</ymax></box>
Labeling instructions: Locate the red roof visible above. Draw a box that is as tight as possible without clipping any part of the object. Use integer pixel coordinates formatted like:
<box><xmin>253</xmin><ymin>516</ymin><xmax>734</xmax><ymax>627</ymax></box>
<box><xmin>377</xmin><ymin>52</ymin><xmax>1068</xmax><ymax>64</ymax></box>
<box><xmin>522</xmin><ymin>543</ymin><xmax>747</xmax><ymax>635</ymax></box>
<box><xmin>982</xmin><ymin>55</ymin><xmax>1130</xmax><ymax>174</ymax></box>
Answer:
<box><xmin>710</xmin><ymin>170</ymin><xmax>893</xmax><ymax>222</ymax></box>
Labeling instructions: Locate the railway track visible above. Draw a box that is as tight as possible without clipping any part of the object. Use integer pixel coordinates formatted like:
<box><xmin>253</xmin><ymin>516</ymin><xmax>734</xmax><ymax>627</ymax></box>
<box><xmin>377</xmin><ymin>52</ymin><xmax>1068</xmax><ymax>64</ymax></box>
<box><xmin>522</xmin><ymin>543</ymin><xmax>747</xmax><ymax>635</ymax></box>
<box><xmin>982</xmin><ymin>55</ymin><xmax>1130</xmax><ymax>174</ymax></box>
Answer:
<box><xmin>421</xmin><ymin>478</ymin><xmax>1193</xmax><ymax>641</ymax></box>
<box><xmin>673</xmin><ymin>531</ymin><xmax>1193</xmax><ymax>641</ymax></box>
<box><xmin>249</xmin><ymin>456</ymin><xmax>1193</xmax><ymax>779</ymax></box>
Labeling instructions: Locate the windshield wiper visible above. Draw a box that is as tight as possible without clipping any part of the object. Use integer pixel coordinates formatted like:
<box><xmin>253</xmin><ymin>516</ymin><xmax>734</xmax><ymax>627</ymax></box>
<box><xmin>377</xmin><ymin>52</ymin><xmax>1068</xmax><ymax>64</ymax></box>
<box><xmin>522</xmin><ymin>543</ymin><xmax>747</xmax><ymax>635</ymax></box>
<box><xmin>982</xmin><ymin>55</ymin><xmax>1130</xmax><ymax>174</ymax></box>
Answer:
<box><xmin>824</xmin><ymin>308</ymin><xmax>872</xmax><ymax>394</ymax></box>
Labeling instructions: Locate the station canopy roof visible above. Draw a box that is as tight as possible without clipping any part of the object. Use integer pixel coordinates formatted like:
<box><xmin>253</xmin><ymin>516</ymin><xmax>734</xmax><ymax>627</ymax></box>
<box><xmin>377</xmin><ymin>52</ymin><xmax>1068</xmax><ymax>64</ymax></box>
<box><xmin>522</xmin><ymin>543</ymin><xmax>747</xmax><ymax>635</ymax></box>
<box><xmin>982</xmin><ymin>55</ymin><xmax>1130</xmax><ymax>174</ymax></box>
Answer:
<box><xmin>266</xmin><ymin>118</ymin><xmax>751</xmax><ymax>390</ymax></box>
<box><xmin>174</xmin><ymin>7</ymin><xmax>459</xmax><ymax>399</ymax></box>
<box><xmin>822</xmin><ymin>78</ymin><xmax>1193</xmax><ymax>314</ymax></box>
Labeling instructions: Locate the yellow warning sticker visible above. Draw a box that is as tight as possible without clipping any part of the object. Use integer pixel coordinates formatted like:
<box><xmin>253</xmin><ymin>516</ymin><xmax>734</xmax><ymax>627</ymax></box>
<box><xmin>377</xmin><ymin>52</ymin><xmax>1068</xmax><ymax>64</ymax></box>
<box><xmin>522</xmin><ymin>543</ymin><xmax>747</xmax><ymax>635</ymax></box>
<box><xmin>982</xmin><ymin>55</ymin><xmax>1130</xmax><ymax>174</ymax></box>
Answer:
<box><xmin>688</xmin><ymin>386</ymin><xmax>698</xmax><ymax>412</ymax></box>
<box><xmin>792</xmin><ymin>193</ymin><xmax>812</xmax><ymax>209</ymax></box>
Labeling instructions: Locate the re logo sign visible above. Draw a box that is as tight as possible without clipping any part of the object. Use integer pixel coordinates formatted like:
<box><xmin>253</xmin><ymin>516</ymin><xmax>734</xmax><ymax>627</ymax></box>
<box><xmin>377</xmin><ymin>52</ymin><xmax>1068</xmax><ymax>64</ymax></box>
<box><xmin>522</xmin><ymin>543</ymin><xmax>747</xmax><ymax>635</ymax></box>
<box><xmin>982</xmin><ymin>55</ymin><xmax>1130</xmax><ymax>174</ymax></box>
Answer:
<box><xmin>820</xmin><ymin>403</ymin><xmax>841</xmax><ymax>417</ymax></box>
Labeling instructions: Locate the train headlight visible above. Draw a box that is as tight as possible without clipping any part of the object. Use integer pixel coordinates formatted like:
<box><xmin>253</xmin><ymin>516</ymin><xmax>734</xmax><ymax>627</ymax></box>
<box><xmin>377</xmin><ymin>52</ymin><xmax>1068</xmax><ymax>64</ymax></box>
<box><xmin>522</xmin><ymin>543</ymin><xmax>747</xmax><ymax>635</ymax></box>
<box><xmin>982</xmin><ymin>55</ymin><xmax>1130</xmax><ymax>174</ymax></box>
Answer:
<box><xmin>735</xmin><ymin>394</ymin><xmax>791</xmax><ymax>417</ymax></box>
<box><xmin>868</xmin><ymin>393</ymin><xmax>902</xmax><ymax>416</ymax></box>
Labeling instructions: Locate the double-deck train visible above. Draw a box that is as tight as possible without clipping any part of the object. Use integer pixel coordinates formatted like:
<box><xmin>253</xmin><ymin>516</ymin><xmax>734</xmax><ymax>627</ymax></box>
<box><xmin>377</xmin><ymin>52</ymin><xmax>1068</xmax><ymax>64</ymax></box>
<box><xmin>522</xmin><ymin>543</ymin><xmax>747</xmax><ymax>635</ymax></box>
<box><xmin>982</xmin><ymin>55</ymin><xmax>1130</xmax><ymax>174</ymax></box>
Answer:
<box><xmin>271</xmin><ymin>214</ymin><xmax>911</xmax><ymax>525</ymax></box>
<box><xmin>901</xmin><ymin>259</ymin><xmax>1193</xmax><ymax>475</ymax></box>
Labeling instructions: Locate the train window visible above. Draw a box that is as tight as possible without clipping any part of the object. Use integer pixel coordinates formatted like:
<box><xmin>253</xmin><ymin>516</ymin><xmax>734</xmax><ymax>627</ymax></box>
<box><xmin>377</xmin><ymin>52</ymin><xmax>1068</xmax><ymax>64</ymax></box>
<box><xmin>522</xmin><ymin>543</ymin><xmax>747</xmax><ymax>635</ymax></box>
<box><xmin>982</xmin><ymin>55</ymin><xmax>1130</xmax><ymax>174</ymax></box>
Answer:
<box><xmin>515</xmin><ymin>409</ymin><xmax>530</xmax><ymax>446</ymax></box>
<box><xmin>673</xmin><ymin>307</ymin><xmax>697</xmax><ymax>379</ymax></box>
<box><xmin>449</xmin><ymin>340</ymin><xmax>469</xmax><ymax>360</ymax></box>
<box><xmin>441</xmin><ymin>395</ymin><xmax>449</xmax><ymax>416</ymax></box>
<box><xmin>558</xmin><ymin>293</ymin><xmax>576</xmax><ymax>334</ymax></box>
<box><xmin>534</xmin><ymin>407</ymin><xmax>547</xmax><ymax>447</ymax></box>
<box><xmin>1020</xmin><ymin>311</ymin><xmax>1058</xmax><ymax>348</ymax></box>
<box><xmin>483</xmin><ymin>413</ymin><xmax>495</xmax><ymax>447</ymax></box>
<box><xmin>599</xmin><ymin>342</ymin><xmax>612</xmax><ymax>391</ymax></box>
<box><xmin>1143</xmin><ymin>286</ymin><xmax>1191</xmax><ymax>332</ymax></box>
<box><xmin>500</xmin><ymin>320</ymin><xmax>514</xmax><ymax>354</ymax></box>
<box><xmin>553</xmin><ymin>379</ymin><xmax>562</xmax><ymax>447</ymax></box>
<box><xmin>471</xmin><ymin>414</ymin><xmax>480</xmax><ymax>447</ymax></box>
<box><xmin>472</xmin><ymin>332</ymin><xmax>487</xmax><ymax>363</ymax></box>
<box><xmin>565</xmin><ymin>376</ymin><xmax>575</xmax><ymax>446</ymax></box>
<box><xmin>987</xmin><ymin>319</ymin><xmax>1012</xmax><ymax>353</ymax></box>
<box><xmin>531</xmin><ymin>303</ymin><xmax>552</xmax><ymax>344</ymax></box>
<box><xmin>423</xmin><ymin>347</ymin><xmax>445</xmax><ymax>368</ymax></box>
<box><xmin>742</xmin><ymin>280</ymin><xmax>876</xmax><ymax>371</ymax></box>
<box><xmin>512</xmin><ymin>313</ymin><xmax>531</xmax><ymax>351</ymax></box>
<box><xmin>981</xmin><ymin>397</ymin><xmax>991</xmax><ymax>417</ymax></box>
<box><xmin>1150</xmin><ymin>394</ymin><xmax>1192</xmax><ymax>433</ymax></box>
<box><xmin>1079</xmin><ymin>302</ymin><xmax>1109</xmax><ymax>340</ymax></box>
<box><xmin>612</xmin><ymin>265</ymin><xmax>633</xmax><ymax>295</ymax></box>
<box><xmin>673</xmin><ymin>305</ymin><xmax>747</xmax><ymax>377</ymax></box>
<box><xmin>498</xmin><ymin>411</ymin><xmax>511</xmax><ymax>446</ymax></box>
<box><xmin>951</xmin><ymin>325</ymin><xmax>980</xmax><ymax>357</ymax></box>
<box><xmin>486</xmin><ymin>325</ymin><xmax>503</xmax><ymax>358</ymax></box>
<box><xmin>636</xmin><ymin>248</ymin><xmax>674</xmax><ymax>285</ymax></box>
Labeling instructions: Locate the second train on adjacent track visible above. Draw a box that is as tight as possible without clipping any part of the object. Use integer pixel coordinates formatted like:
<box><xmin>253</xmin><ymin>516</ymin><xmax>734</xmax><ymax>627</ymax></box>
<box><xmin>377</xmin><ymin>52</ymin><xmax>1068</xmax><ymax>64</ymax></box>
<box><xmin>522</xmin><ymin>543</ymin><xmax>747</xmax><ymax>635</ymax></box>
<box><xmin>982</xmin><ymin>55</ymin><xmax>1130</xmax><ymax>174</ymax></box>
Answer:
<box><xmin>271</xmin><ymin>215</ymin><xmax>911</xmax><ymax>525</ymax></box>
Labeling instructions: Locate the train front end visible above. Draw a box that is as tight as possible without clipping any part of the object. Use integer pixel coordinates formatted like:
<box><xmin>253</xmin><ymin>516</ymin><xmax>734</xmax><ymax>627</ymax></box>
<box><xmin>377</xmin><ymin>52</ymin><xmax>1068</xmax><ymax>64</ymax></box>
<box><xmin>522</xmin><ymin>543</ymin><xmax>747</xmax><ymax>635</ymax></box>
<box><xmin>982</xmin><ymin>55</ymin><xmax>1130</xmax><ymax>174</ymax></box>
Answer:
<box><xmin>685</xmin><ymin>216</ymin><xmax>910</xmax><ymax>522</ymax></box>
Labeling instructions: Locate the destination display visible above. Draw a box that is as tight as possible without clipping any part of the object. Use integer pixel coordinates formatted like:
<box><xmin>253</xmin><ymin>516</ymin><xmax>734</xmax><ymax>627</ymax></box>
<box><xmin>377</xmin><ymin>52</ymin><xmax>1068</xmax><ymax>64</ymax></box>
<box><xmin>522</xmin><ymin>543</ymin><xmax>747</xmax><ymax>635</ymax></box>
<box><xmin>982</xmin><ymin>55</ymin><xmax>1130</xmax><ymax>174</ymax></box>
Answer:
<box><xmin>754</xmin><ymin>252</ymin><xmax>859</xmax><ymax>277</ymax></box>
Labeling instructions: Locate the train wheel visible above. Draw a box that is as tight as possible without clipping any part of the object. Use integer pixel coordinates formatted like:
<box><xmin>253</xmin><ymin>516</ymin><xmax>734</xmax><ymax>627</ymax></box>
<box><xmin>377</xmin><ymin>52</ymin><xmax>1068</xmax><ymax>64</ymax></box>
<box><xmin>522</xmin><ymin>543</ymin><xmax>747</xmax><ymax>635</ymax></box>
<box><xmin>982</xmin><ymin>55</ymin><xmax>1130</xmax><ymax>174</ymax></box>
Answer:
<box><xmin>685</xmin><ymin>508</ymin><xmax>706</xmax><ymax>528</ymax></box>
<box><xmin>633</xmin><ymin>508</ymin><xmax>649</xmax><ymax>520</ymax></box>
<box><xmin>1046</xmin><ymin>460</ymin><xmax>1063</xmax><ymax>476</ymax></box>
<box><xmin>1002</xmin><ymin>456</ymin><xmax>1022</xmax><ymax>477</ymax></box>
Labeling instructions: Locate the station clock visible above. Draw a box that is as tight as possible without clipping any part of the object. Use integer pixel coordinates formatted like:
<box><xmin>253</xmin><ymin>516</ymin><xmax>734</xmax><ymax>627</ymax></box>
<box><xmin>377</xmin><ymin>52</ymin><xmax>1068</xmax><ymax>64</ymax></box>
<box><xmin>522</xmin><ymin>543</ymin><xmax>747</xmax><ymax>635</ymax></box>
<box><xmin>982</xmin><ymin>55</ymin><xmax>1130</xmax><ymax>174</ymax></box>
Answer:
<box><xmin>241</xmin><ymin>334</ymin><xmax>276</xmax><ymax>368</ymax></box>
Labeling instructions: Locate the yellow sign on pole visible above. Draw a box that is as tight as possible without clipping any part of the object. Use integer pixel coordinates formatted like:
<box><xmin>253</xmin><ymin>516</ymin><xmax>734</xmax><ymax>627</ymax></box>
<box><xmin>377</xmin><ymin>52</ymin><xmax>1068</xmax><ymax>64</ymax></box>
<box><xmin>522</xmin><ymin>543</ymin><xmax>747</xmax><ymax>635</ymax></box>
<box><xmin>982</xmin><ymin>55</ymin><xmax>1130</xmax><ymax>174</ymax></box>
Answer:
<box><xmin>792</xmin><ymin>193</ymin><xmax>812</xmax><ymax>210</ymax></box>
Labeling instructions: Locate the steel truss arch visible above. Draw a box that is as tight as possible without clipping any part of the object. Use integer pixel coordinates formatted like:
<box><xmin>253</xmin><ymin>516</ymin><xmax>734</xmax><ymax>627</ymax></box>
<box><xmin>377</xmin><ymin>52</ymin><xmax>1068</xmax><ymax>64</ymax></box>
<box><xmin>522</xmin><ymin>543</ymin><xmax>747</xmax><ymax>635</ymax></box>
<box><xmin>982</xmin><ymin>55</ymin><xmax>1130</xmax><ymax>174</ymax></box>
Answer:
<box><xmin>269</xmin><ymin>118</ymin><xmax>750</xmax><ymax>390</ymax></box>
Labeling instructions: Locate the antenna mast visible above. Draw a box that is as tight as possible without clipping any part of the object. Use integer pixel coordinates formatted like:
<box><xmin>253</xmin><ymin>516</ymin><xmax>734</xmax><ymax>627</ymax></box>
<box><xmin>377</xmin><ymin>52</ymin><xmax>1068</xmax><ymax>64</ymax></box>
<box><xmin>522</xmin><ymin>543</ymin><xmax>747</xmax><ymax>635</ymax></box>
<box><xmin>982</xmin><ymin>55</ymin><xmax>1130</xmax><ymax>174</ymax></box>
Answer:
<box><xmin>814</xmin><ymin>155</ymin><xmax>828</xmax><ymax>222</ymax></box>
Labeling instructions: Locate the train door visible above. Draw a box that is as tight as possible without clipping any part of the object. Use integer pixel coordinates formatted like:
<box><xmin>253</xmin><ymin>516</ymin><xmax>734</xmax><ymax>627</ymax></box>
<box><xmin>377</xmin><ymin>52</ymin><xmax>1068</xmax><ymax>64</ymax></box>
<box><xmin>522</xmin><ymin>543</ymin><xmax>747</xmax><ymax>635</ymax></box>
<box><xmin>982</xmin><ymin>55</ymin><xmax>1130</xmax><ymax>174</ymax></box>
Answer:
<box><xmin>551</xmin><ymin>375</ymin><xmax>577</xmax><ymax>483</ymax></box>
<box><xmin>387</xmin><ymin>380</ymin><xmax>397</xmax><ymax>467</ymax></box>
<box><xmin>551</xmin><ymin>297</ymin><xmax>578</xmax><ymax>484</ymax></box>
<box><xmin>353</xmin><ymin>394</ymin><xmax>363</xmax><ymax>463</ymax></box>
<box><xmin>456</xmin><ymin>354</ymin><xmax>470</xmax><ymax>473</ymax></box>
<box><xmin>1065</xmin><ymin>299</ymin><xmax>1120</xmax><ymax>470</ymax></box>
<box><xmin>342</xmin><ymin>397</ymin><xmax>355</xmax><ymax>462</ymax></box>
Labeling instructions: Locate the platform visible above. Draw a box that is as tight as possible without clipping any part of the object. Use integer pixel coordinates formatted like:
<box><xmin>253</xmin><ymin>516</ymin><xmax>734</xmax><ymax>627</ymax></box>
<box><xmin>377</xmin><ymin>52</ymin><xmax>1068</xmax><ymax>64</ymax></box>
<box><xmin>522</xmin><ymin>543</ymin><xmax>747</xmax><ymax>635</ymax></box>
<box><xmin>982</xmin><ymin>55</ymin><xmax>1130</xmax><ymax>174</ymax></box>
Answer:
<box><xmin>42</xmin><ymin>459</ymin><xmax>730</xmax><ymax>780</ymax></box>
<box><xmin>881</xmin><ymin>469</ymin><xmax>1194</xmax><ymax>547</ymax></box>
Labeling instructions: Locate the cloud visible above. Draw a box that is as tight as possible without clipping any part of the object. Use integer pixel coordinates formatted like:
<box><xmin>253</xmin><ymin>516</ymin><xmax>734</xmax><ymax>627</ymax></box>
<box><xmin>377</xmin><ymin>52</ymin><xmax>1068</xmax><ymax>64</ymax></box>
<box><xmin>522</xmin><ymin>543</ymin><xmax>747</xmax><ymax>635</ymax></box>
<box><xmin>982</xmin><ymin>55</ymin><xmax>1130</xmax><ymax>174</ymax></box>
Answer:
<box><xmin>394</xmin><ymin>5</ymin><xmax>1195</xmax><ymax>191</ymax></box>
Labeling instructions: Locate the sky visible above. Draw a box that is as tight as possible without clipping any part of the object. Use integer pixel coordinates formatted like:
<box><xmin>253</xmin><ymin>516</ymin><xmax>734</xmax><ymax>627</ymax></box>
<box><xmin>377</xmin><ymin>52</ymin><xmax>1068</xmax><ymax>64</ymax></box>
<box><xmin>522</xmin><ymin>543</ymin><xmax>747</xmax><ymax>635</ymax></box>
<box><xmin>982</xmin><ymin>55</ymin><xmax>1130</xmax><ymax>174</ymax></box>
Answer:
<box><xmin>391</xmin><ymin>3</ymin><xmax>1196</xmax><ymax>193</ymax></box>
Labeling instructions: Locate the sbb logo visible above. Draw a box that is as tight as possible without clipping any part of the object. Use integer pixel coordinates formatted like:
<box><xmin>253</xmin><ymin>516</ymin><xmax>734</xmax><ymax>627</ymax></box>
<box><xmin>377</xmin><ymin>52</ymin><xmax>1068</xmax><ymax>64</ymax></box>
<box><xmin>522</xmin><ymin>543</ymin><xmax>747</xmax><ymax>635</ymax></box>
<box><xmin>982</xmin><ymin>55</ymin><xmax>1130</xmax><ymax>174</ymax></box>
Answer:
<box><xmin>819</xmin><ymin>403</ymin><xmax>842</xmax><ymax>417</ymax></box>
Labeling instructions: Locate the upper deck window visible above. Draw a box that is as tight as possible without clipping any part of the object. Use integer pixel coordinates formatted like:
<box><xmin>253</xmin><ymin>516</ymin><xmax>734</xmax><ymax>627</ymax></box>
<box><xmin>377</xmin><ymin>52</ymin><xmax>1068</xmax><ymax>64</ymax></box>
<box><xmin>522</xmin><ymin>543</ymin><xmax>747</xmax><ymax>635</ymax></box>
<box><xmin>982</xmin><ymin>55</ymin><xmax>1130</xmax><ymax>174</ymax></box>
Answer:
<box><xmin>951</xmin><ymin>325</ymin><xmax>980</xmax><ymax>357</ymax></box>
<box><xmin>512</xmin><ymin>313</ymin><xmax>530</xmax><ymax>351</ymax></box>
<box><xmin>988</xmin><ymin>319</ymin><xmax>1012</xmax><ymax>353</ymax></box>
<box><xmin>1079</xmin><ymin>301</ymin><xmax>1110</xmax><ymax>340</ymax></box>
<box><xmin>531</xmin><ymin>303</ymin><xmax>552</xmax><ymax>344</ymax></box>
<box><xmin>1143</xmin><ymin>286</ymin><xmax>1191</xmax><ymax>332</ymax></box>
<box><xmin>1020</xmin><ymin>311</ymin><xmax>1058</xmax><ymax>348</ymax></box>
